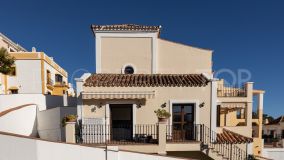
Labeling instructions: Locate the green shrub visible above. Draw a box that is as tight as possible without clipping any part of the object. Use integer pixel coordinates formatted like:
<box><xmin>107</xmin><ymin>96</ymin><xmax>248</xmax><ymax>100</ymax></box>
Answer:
<box><xmin>61</xmin><ymin>114</ymin><xmax>77</xmax><ymax>127</ymax></box>
<box><xmin>154</xmin><ymin>109</ymin><xmax>171</xmax><ymax>118</ymax></box>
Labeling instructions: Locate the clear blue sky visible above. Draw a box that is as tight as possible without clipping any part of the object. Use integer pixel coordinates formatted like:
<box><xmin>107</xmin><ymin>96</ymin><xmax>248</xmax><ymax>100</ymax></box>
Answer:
<box><xmin>0</xmin><ymin>0</ymin><xmax>283</xmax><ymax>117</ymax></box>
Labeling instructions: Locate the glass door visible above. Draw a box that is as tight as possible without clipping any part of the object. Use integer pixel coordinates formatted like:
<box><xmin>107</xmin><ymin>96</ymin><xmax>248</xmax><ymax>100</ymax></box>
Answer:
<box><xmin>172</xmin><ymin>103</ymin><xmax>195</xmax><ymax>140</ymax></box>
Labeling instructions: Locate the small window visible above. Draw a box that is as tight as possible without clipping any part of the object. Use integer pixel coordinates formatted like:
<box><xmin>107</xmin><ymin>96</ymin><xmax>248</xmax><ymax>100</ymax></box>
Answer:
<box><xmin>124</xmin><ymin>66</ymin><xmax>134</xmax><ymax>74</ymax></box>
<box><xmin>55</xmin><ymin>74</ymin><xmax>63</xmax><ymax>83</ymax></box>
<box><xmin>9</xmin><ymin>67</ymin><xmax>16</xmax><ymax>76</ymax></box>
<box><xmin>10</xmin><ymin>89</ymin><xmax>18</xmax><ymax>94</ymax></box>
<box><xmin>9</xmin><ymin>48</ymin><xmax>15</xmax><ymax>52</ymax></box>
<box><xmin>236</xmin><ymin>108</ymin><xmax>245</xmax><ymax>119</ymax></box>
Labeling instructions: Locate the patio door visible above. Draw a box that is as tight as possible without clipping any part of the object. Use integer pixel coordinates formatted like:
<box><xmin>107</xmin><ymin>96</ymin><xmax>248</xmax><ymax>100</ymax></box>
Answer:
<box><xmin>110</xmin><ymin>104</ymin><xmax>133</xmax><ymax>141</ymax></box>
<box><xmin>172</xmin><ymin>103</ymin><xmax>195</xmax><ymax>140</ymax></box>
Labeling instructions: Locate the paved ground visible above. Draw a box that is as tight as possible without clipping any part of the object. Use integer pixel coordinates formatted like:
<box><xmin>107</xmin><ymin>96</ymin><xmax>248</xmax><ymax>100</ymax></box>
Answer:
<box><xmin>167</xmin><ymin>151</ymin><xmax>213</xmax><ymax>160</ymax></box>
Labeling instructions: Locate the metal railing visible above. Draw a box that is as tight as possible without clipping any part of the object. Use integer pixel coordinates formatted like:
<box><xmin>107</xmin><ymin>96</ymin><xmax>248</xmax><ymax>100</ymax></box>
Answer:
<box><xmin>201</xmin><ymin>125</ymin><xmax>248</xmax><ymax>160</ymax></box>
<box><xmin>76</xmin><ymin>124</ymin><xmax>158</xmax><ymax>145</ymax></box>
<box><xmin>217</xmin><ymin>84</ymin><xmax>247</xmax><ymax>97</ymax></box>
<box><xmin>166</xmin><ymin>124</ymin><xmax>202</xmax><ymax>142</ymax></box>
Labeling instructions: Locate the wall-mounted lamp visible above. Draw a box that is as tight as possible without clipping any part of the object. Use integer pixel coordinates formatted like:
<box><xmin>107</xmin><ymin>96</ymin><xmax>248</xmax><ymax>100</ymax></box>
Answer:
<box><xmin>161</xmin><ymin>102</ymin><xmax>167</xmax><ymax>108</ymax></box>
<box><xmin>91</xmin><ymin>105</ymin><xmax>96</xmax><ymax>112</ymax></box>
<box><xmin>136</xmin><ymin>103</ymin><xmax>142</xmax><ymax>108</ymax></box>
<box><xmin>98</xmin><ymin>102</ymin><xmax>103</xmax><ymax>108</ymax></box>
<box><xmin>199</xmin><ymin>102</ymin><xmax>205</xmax><ymax>108</ymax></box>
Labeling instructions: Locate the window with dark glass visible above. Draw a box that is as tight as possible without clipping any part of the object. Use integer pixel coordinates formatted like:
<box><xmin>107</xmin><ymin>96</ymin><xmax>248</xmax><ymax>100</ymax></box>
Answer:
<box><xmin>172</xmin><ymin>103</ymin><xmax>195</xmax><ymax>140</ymax></box>
<box><xmin>55</xmin><ymin>74</ymin><xmax>63</xmax><ymax>83</ymax></box>
<box><xmin>217</xmin><ymin>105</ymin><xmax>221</xmax><ymax>127</ymax></box>
<box><xmin>236</xmin><ymin>108</ymin><xmax>245</xmax><ymax>119</ymax></box>
<box><xmin>124</xmin><ymin>66</ymin><xmax>134</xmax><ymax>74</ymax></box>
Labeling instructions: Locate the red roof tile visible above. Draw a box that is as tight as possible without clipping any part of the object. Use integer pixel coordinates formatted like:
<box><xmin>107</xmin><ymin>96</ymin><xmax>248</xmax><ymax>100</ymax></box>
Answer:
<box><xmin>91</xmin><ymin>24</ymin><xmax>161</xmax><ymax>32</ymax></box>
<box><xmin>217</xmin><ymin>129</ymin><xmax>253</xmax><ymax>144</ymax></box>
<box><xmin>84</xmin><ymin>74</ymin><xmax>209</xmax><ymax>87</ymax></box>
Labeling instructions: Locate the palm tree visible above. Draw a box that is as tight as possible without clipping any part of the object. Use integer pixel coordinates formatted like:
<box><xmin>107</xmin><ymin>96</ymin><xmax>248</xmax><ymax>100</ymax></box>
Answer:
<box><xmin>0</xmin><ymin>47</ymin><xmax>15</xmax><ymax>75</ymax></box>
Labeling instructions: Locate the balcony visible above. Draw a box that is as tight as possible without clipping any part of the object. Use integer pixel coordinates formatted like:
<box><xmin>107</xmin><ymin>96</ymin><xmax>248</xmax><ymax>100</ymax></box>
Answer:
<box><xmin>46</xmin><ymin>78</ymin><xmax>54</xmax><ymax>90</ymax></box>
<box><xmin>217</xmin><ymin>84</ymin><xmax>247</xmax><ymax>97</ymax></box>
<box><xmin>54</xmin><ymin>81</ymin><xmax>68</xmax><ymax>87</ymax></box>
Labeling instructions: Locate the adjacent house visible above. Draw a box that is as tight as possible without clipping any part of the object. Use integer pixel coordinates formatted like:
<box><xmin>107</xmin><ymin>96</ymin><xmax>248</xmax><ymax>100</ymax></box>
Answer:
<box><xmin>0</xmin><ymin>33</ymin><xmax>74</xmax><ymax>96</ymax></box>
<box><xmin>71</xmin><ymin>24</ymin><xmax>264</xmax><ymax>159</ymax></box>
<box><xmin>263</xmin><ymin>116</ymin><xmax>284</xmax><ymax>141</ymax></box>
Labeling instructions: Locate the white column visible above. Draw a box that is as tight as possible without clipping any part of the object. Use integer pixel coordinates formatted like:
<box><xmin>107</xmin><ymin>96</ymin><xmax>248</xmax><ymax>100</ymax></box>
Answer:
<box><xmin>65</xmin><ymin>122</ymin><xmax>76</xmax><ymax>143</ymax></box>
<box><xmin>95</xmin><ymin>35</ymin><xmax>101</xmax><ymax>73</ymax></box>
<box><xmin>246</xmin><ymin>82</ymin><xmax>254</xmax><ymax>127</ymax></box>
<box><xmin>258</xmin><ymin>93</ymin><xmax>264</xmax><ymax>138</ymax></box>
<box><xmin>211</xmin><ymin>80</ymin><xmax>218</xmax><ymax>132</ymax></box>
<box><xmin>75</xmin><ymin>78</ymin><xmax>84</xmax><ymax>120</ymax></box>
<box><xmin>75</xmin><ymin>73</ymin><xmax>91</xmax><ymax>120</ymax></box>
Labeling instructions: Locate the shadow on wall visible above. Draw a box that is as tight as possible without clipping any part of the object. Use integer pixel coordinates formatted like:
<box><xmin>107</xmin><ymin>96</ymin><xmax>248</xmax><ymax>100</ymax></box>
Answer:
<box><xmin>45</xmin><ymin>95</ymin><xmax>77</xmax><ymax>109</ymax></box>
<box><xmin>0</xmin><ymin>104</ymin><xmax>38</xmax><ymax>137</ymax></box>
<box><xmin>37</xmin><ymin>107</ymin><xmax>77</xmax><ymax>141</ymax></box>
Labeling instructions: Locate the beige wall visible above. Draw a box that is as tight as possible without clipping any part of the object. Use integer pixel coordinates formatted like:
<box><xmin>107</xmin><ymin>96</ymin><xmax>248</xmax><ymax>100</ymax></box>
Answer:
<box><xmin>101</xmin><ymin>37</ymin><xmax>152</xmax><ymax>74</ymax></box>
<box><xmin>99</xmin><ymin>37</ymin><xmax>212</xmax><ymax>75</ymax></box>
<box><xmin>82</xmin><ymin>84</ymin><xmax>212</xmax><ymax>127</ymax></box>
<box><xmin>158</xmin><ymin>39</ymin><xmax>212</xmax><ymax>74</ymax></box>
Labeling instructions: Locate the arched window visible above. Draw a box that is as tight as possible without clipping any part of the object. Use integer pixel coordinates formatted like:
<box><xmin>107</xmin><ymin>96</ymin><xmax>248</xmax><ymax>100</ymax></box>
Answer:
<box><xmin>124</xmin><ymin>66</ymin><xmax>134</xmax><ymax>74</ymax></box>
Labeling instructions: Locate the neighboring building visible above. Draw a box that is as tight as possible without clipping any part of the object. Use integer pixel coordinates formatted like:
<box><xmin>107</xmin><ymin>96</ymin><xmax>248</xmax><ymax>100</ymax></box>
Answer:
<box><xmin>263</xmin><ymin>116</ymin><xmax>284</xmax><ymax>140</ymax></box>
<box><xmin>0</xmin><ymin>33</ymin><xmax>74</xmax><ymax>96</ymax></box>
<box><xmin>75</xmin><ymin>24</ymin><xmax>265</xmax><ymax>159</ymax></box>
<box><xmin>217</xmin><ymin>79</ymin><xmax>265</xmax><ymax>155</ymax></box>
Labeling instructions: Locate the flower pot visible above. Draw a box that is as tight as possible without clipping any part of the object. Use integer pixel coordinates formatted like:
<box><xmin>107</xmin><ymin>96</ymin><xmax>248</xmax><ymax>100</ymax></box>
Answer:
<box><xmin>158</xmin><ymin>117</ymin><xmax>168</xmax><ymax>123</ymax></box>
<box><xmin>67</xmin><ymin>119</ymin><xmax>77</xmax><ymax>122</ymax></box>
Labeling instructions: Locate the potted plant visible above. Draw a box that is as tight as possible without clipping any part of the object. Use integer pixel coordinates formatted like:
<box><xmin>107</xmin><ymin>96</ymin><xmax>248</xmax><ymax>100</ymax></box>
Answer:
<box><xmin>272</xmin><ymin>137</ymin><xmax>279</xmax><ymax>147</ymax></box>
<box><xmin>61</xmin><ymin>114</ymin><xmax>77</xmax><ymax>127</ymax></box>
<box><xmin>154</xmin><ymin>109</ymin><xmax>171</xmax><ymax>122</ymax></box>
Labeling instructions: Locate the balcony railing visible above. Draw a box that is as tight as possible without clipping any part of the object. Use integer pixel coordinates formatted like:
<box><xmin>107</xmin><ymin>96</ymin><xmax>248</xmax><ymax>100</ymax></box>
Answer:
<box><xmin>54</xmin><ymin>81</ymin><xmax>68</xmax><ymax>87</ymax></box>
<box><xmin>76</xmin><ymin>124</ymin><xmax>158</xmax><ymax>145</ymax></box>
<box><xmin>166</xmin><ymin>124</ymin><xmax>202</xmax><ymax>142</ymax></box>
<box><xmin>217</xmin><ymin>84</ymin><xmax>247</xmax><ymax>97</ymax></box>
<box><xmin>46</xmin><ymin>78</ymin><xmax>54</xmax><ymax>86</ymax></box>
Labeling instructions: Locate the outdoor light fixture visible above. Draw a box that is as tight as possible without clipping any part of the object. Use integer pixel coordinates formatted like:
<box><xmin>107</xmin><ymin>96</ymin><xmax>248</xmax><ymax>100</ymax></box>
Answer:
<box><xmin>98</xmin><ymin>102</ymin><xmax>103</xmax><ymax>108</ymax></box>
<box><xmin>199</xmin><ymin>102</ymin><xmax>205</xmax><ymax>108</ymax></box>
<box><xmin>136</xmin><ymin>103</ymin><xmax>142</xmax><ymax>108</ymax></box>
<box><xmin>161</xmin><ymin>102</ymin><xmax>167</xmax><ymax>108</ymax></box>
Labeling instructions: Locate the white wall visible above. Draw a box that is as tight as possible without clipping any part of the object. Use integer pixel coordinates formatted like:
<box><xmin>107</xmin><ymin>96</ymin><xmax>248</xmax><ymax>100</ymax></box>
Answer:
<box><xmin>37</xmin><ymin>107</ymin><xmax>76</xmax><ymax>141</ymax></box>
<box><xmin>0</xmin><ymin>133</ymin><xmax>184</xmax><ymax>160</ymax></box>
<box><xmin>0</xmin><ymin>94</ymin><xmax>77</xmax><ymax>112</ymax></box>
<box><xmin>0</xmin><ymin>104</ymin><xmax>37</xmax><ymax>136</ymax></box>
<box><xmin>262</xmin><ymin>148</ymin><xmax>284</xmax><ymax>160</ymax></box>
<box><xmin>8</xmin><ymin>60</ymin><xmax>42</xmax><ymax>94</ymax></box>
<box><xmin>0</xmin><ymin>94</ymin><xmax>77</xmax><ymax>137</ymax></box>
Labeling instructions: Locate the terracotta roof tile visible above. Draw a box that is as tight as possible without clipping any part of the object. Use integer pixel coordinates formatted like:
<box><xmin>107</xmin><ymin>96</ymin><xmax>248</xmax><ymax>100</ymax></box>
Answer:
<box><xmin>217</xmin><ymin>129</ymin><xmax>253</xmax><ymax>144</ymax></box>
<box><xmin>84</xmin><ymin>74</ymin><xmax>209</xmax><ymax>87</ymax></box>
<box><xmin>91</xmin><ymin>24</ymin><xmax>161</xmax><ymax>32</ymax></box>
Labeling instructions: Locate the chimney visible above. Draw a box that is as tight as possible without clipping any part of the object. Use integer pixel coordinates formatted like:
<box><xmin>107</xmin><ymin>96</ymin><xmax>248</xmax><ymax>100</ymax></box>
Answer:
<box><xmin>32</xmin><ymin>47</ymin><xmax>36</xmax><ymax>52</ymax></box>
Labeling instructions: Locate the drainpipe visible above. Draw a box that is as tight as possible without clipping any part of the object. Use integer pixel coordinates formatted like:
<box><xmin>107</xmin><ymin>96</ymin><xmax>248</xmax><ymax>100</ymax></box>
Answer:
<box><xmin>210</xmin><ymin>78</ymin><xmax>218</xmax><ymax>133</ymax></box>
<box><xmin>246</xmin><ymin>143</ymin><xmax>248</xmax><ymax>159</ymax></box>
<box><xmin>105</xmin><ymin>103</ymin><xmax>108</xmax><ymax>160</ymax></box>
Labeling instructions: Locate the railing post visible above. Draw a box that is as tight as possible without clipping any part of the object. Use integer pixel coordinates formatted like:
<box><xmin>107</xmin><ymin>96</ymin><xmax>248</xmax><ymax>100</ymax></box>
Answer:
<box><xmin>230</xmin><ymin>144</ymin><xmax>232</xmax><ymax>160</ymax></box>
<box><xmin>158</xmin><ymin>121</ymin><xmax>167</xmax><ymax>155</ymax></box>
<box><xmin>65</xmin><ymin>122</ymin><xmax>76</xmax><ymax>143</ymax></box>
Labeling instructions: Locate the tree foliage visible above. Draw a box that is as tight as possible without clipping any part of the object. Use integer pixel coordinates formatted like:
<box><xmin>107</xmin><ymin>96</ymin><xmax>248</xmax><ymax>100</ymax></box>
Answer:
<box><xmin>0</xmin><ymin>47</ymin><xmax>15</xmax><ymax>74</ymax></box>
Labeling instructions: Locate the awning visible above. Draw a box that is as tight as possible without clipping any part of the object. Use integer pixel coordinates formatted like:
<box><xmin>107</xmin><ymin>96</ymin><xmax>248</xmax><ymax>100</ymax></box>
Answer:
<box><xmin>220</xmin><ymin>103</ymin><xmax>246</xmax><ymax>113</ymax></box>
<box><xmin>82</xmin><ymin>91</ymin><xmax>155</xmax><ymax>99</ymax></box>
<box><xmin>220</xmin><ymin>103</ymin><xmax>246</xmax><ymax>109</ymax></box>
